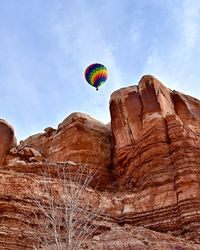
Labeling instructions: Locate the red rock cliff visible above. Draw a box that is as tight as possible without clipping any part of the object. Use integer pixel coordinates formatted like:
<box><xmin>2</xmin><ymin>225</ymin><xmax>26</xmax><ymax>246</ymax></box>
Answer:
<box><xmin>17</xmin><ymin>112</ymin><xmax>113</xmax><ymax>188</ymax></box>
<box><xmin>110</xmin><ymin>75</ymin><xmax>200</xmax><ymax>241</ymax></box>
<box><xmin>1</xmin><ymin>75</ymin><xmax>200</xmax><ymax>249</ymax></box>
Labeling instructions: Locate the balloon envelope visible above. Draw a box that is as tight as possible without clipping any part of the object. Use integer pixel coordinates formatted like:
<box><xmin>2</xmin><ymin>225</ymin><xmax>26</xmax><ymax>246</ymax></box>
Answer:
<box><xmin>84</xmin><ymin>63</ymin><xmax>108</xmax><ymax>90</ymax></box>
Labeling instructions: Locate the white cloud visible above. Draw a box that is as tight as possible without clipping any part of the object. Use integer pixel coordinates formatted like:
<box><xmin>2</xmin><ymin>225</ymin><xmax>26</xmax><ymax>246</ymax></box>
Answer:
<box><xmin>2</xmin><ymin>0</ymin><xmax>200</xmax><ymax>140</ymax></box>
<box><xmin>183</xmin><ymin>0</ymin><xmax>200</xmax><ymax>48</ymax></box>
<box><xmin>53</xmin><ymin>1</ymin><xmax>123</xmax><ymax>86</ymax></box>
<box><xmin>140</xmin><ymin>0</ymin><xmax>200</xmax><ymax>98</ymax></box>
<box><xmin>51</xmin><ymin>1</ymin><xmax>124</xmax><ymax>123</ymax></box>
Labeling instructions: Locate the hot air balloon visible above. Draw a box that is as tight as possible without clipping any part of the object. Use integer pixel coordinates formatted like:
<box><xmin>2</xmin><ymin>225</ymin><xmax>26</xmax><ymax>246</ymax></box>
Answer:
<box><xmin>84</xmin><ymin>63</ymin><xmax>108</xmax><ymax>91</ymax></box>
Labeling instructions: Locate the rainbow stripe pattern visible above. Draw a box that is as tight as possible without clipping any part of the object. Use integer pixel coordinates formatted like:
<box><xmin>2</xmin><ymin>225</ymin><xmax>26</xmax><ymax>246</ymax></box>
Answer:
<box><xmin>84</xmin><ymin>63</ymin><xmax>108</xmax><ymax>90</ymax></box>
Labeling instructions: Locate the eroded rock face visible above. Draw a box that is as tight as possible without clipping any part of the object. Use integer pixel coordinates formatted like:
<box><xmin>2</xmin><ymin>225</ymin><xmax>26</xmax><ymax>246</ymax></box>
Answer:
<box><xmin>1</xmin><ymin>75</ymin><xmax>200</xmax><ymax>249</ymax></box>
<box><xmin>1</xmin><ymin>163</ymin><xmax>200</xmax><ymax>250</ymax></box>
<box><xmin>110</xmin><ymin>75</ymin><xmax>200</xmax><ymax>241</ymax></box>
<box><xmin>110</xmin><ymin>76</ymin><xmax>200</xmax><ymax>188</ymax></box>
<box><xmin>19</xmin><ymin>112</ymin><xmax>113</xmax><ymax>188</ymax></box>
<box><xmin>0</xmin><ymin>119</ymin><xmax>16</xmax><ymax>165</ymax></box>
<box><xmin>89</xmin><ymin>225</ymin><xmax>200</xmax><ymax>250</ymax></box>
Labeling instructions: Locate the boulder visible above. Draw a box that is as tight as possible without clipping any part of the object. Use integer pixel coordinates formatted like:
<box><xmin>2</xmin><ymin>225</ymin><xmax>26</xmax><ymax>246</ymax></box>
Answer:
<box><xmin>0</xmin><ymin>119</ymin><xmax>16</xmax><ymax>165</ymax></box>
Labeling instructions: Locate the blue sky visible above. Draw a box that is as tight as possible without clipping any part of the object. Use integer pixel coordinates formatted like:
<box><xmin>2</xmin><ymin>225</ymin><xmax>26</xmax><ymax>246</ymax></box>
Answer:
<box><xmin>1</xmin><ymin>0</ymin><xmax>200</xmax><ymax>141</ymax></box>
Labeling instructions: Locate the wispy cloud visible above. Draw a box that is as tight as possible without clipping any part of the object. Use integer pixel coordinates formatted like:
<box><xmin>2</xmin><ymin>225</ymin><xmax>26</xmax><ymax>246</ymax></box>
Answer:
<box><xmin>53</xmin><ymin>1</ymin><xmax>123</xmax><ymax>84</ymax></box>
<box><xmin>183</xmin><ymin>0</ymin><xmax>200</xmax><ymax>48</ymax></box>
<box><xmin>1</xmin><ymin>0</ymin><xmax>200</xmax><ymax>140</ymax></box>
<box><xmin>51</xmin><ymin>0</ymin><xmax>123</xmax><ymax>123</ymax></box>
<box><xmin>140</xmin><ymin>1</ymin><xmax>200</xmax><ymax>96</ymax></box>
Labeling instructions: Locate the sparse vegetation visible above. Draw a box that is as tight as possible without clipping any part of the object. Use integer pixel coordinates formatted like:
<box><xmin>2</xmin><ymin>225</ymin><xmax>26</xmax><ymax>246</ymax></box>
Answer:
<box><xmin>31</xmin><ymin>162</ymin><xmax>105</xmax><ymax>250</ymax></box>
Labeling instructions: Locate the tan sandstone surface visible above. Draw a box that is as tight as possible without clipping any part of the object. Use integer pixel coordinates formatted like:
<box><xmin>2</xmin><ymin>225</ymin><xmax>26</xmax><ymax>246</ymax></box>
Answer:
<box><xmin>0</xmin><ymin>120</ymin><xmax>16</xmax><ymax>165</ymax></box>
<box><xmin>1</xmin><ymin>75</ymin><xmax>200</xmax><ymax>249</ymax></box>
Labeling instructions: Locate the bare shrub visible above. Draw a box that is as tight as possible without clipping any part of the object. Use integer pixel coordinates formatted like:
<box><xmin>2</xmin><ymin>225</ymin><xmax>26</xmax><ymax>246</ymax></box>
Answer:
<box><xmin>31</xmin><ymin>162</ymin><xmax>105</xmax><ymax>250</ymax></box>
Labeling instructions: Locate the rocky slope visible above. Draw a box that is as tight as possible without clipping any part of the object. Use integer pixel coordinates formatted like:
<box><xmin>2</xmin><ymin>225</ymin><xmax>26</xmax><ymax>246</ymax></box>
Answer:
<box><xmin>1</xmin><ymin>75</ymin><xmax>200</xmax><ymax>249</ymax></box>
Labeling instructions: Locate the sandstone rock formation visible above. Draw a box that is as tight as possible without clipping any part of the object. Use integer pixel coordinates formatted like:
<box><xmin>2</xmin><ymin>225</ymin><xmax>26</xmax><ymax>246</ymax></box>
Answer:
<box><xmin>1</xmin><ymin>75</ymin><xmax>200</xmax><ymax>249</ymax></box>
<box><xmin>1</xmin><ymin>162</ymin><xmax>200</xmax><ymax>250</ymax></box>
<box><xmin>14</xmin><ymin>112</ymin><xmax>113</xmax><ymax>188</ymax></box>
<box><xmin>88</xmin><ymin>225</ymin><xmax>200</xmax><ymax>249</ymax></box>
<box><xmin>0</xmin><ymin>119</ymin><xmax>16</xmax><ymax>165</ymax></box>
<box><xmin>110</xmin><ymin>75</ymin><xmax>200</xmax><ymax>242</ymax></box>
<box><xmin>19</xmin><ymin>112</ymin><xmax>112</xmax><ymax>163</ymax></box>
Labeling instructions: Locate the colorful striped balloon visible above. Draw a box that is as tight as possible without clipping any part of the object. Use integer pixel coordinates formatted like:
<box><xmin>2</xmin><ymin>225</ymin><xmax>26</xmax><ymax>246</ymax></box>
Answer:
<box><xmin>84</xmin><ymin>63</ymin><xmax>108</xmax><ymax>90</ymax></box>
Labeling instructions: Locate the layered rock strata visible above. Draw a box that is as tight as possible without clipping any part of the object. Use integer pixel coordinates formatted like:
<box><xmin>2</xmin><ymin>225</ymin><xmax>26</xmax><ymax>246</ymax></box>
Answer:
<box><xmin>0</xmin><ymin>162</ymin><xmax>109</xmax><ymax>249</ymax></box>
<box><xmin>88</xmin><ymin>225</ymin><xmax>200</xmax><ymax>250</ymax></box>
<box><xmin>1</xmin><ymin>163</ymin><xmax>200</xmax><ymax>250</ymax></box>
<box><xmin>110</xmin><ymin>75</ymin><xmax>200</xmax><ymax>241</ymax></box>
<box><xmin>16</xmin><ymin>112</ymin><xmax>113</xmax><ymax>188</ymax></box>
<box><xmin>1</xmin><ymin>75</ymin><xmax>200</xmax><ymax>249</ymax></box>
